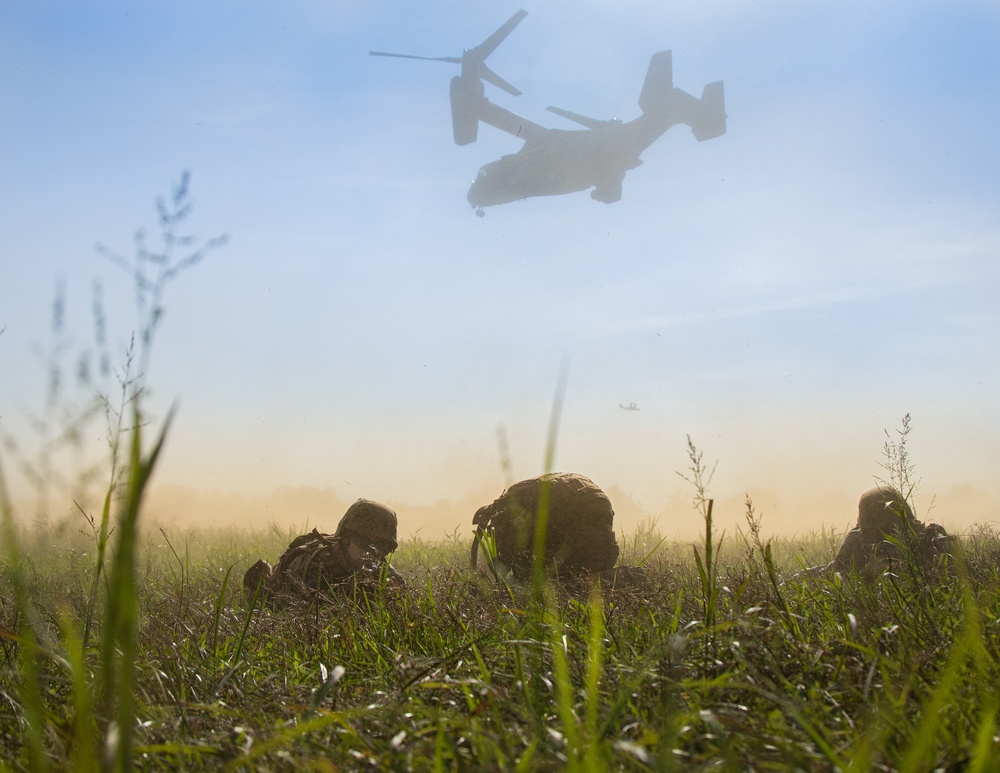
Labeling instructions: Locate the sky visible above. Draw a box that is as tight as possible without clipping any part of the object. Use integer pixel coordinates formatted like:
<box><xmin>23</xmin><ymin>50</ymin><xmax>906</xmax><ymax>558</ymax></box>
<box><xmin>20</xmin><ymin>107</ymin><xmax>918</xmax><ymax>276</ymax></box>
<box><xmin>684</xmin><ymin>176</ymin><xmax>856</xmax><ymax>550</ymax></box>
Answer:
<box><xmin>2</xmin><ymin>0</ymin><xmax>999</xmax><ymax>541</ymax></box>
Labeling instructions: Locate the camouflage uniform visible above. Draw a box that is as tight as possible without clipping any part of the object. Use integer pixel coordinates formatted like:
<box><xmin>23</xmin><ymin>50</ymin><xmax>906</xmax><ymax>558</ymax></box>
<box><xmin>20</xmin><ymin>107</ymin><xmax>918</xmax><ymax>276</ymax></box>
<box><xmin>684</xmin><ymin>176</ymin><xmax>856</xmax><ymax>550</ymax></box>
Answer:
<box><xmin>471</xmin><ymin>472</ymin><xmax>636</xmax><ymax>584</ymax></box>
<box><xmin>825</xmin><ymin>485</ymin><xmax>954</xmax><ymax>578</ymax></box>
<box><xmin>244</xmin><ymin>498</ymin><xmax>403</xmax><ymax>600</ymax></box>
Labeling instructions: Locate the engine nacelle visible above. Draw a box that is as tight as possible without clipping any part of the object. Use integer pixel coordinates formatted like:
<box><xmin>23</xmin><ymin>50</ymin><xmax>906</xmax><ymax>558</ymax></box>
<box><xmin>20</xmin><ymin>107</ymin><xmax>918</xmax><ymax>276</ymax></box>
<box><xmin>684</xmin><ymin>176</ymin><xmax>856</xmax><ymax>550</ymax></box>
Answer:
<box><xmin>450</xmin><ymin>75</ymin><xmax>483</xmax><ymax>145</ymax></box>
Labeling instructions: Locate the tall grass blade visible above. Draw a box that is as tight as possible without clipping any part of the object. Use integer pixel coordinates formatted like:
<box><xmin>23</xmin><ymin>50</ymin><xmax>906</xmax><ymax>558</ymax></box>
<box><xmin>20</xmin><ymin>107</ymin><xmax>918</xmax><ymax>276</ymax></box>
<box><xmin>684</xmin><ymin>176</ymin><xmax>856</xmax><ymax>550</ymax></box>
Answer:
<box><xmin>83</xmin><ymin>487</ymin><xmax>114</xmax><ymax>651</ymax></box>
<box><xmin>548</xmin><ymin>609</ymin><xmax>580</xmax><ymax>764</ymax></box>
<box><xmin>583</xmin><ymin>589</ymin><xmax>606</xmax><ymax>767</ymax></box>
<box><xmin>532</xmin><ymin>358</ymin><xmax>570</xmax><ymax>594</ymax></box>
<box><xmin>210</xmin><ymin>563</ymin><xmax>234</xmax><ymax>659</ymax></box>
<box><xmin>98</xmin><ymin>403</ymin><xmax>176</xmax><ymax>771</ymax></box>
<box><xmin>60</xmin><ymin>613</ymin><xmax>98</xmax><ymax>773</ymax></box>
<box><xmin>0</xmin><ymin>456</ymin><xmax>48</xmax><ymax>773</ymax></box>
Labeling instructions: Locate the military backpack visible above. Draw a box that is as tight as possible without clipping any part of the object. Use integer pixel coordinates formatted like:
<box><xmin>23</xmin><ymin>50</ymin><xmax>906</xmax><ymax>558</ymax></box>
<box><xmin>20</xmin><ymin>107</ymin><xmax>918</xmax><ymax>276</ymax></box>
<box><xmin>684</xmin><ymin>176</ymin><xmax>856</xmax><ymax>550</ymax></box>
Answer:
<box><xmin>471</xmin><ymin>472</ymin><xmax>621</xmax><ymax>579</ymax></box>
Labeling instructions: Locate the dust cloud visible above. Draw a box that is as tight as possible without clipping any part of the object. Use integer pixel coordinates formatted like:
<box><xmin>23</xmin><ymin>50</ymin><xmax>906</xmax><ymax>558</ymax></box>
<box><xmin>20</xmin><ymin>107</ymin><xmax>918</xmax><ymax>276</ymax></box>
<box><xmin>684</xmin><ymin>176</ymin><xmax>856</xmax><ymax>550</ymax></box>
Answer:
<box><xmin>141</xmin><ymin>478</ymin><xmax>998</xmax><ymax>544</ymax></box>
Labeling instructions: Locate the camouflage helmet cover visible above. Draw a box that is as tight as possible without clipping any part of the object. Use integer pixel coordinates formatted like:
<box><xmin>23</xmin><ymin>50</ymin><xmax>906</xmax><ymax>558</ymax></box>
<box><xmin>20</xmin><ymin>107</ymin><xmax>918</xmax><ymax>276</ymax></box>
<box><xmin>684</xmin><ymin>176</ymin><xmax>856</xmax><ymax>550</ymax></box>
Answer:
<box><xmin>334</xmin><ymin>498</ymin><xmax>399</xmax><ymax>552</ymax></box>
<box><xmin>856</xmin><ymin>485</ymin><xmax>915</xmax><ymax>534</ymax></box>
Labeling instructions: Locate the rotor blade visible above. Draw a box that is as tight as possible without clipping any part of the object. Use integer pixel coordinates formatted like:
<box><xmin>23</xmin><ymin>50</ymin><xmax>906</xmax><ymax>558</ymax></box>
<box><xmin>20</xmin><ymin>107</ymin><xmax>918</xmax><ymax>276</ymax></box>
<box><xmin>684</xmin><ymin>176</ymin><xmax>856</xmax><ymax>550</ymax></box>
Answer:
<box><xmin>369</xmin><ymin>51</ymin><xmax>462</xmax><ymax>64</ymax></box>
<box><xmin>471</xmin><ymin>9</ymin><xmax>528</xmax><ymax>61</ymax></box>
<box><xmin>481</xmin><ymin>64</ymin><xmax>521</xmax><ymax>96</ymax></box>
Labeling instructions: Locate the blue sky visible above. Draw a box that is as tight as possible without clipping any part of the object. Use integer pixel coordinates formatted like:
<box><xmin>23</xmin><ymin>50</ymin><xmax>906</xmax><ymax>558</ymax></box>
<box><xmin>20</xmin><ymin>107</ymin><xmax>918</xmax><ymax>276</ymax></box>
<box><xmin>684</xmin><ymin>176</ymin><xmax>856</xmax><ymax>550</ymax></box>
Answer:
<box><xmin>2</xmin><ymin>1</ymin><xmax>998</xmax><ymax>538</ymax></box>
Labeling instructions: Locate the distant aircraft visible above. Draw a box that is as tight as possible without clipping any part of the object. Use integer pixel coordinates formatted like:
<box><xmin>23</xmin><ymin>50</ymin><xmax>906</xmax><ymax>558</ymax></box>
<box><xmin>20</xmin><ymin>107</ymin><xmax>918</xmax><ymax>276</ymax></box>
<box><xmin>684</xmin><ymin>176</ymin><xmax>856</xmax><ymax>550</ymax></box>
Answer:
<box><xmin>370</xmin><ymin>10</ymin><xmax>726</xmax><ymax>215</ymax></box>
<box><xmin>619</xmin><ymin>402</ymin><xmax>640</xmax><ymax>412</ymax></box>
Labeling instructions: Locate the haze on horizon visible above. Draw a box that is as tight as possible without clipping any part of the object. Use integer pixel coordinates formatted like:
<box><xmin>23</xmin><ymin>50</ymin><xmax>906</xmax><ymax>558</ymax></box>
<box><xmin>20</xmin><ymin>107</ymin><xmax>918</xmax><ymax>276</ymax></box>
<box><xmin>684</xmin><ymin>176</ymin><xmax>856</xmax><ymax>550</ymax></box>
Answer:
<box><xmin>1</xmin><ymin>1</ymin><xmax>998</xmax><ymax>543</ymax></box>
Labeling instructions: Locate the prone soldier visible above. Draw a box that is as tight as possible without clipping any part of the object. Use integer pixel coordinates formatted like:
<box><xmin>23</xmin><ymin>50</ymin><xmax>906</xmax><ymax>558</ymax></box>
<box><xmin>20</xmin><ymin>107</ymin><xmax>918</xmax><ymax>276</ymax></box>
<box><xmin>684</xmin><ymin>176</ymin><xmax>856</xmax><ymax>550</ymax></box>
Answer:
<box><xmin>244</xmin><ymin>498</ymin><xmax>404</xmax><ymax>601</ymax></box>
<box><xmin>812</xmin><ymin>485</ymin><xmax>954</xmax><ymax>579</ymax></box>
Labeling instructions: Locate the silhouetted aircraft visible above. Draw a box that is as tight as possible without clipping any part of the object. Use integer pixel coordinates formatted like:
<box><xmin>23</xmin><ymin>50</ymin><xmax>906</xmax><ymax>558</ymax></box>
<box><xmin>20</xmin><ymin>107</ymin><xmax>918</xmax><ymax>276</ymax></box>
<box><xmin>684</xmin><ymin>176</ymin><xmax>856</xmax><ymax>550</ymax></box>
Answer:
<box><xmin>370</xmin><ymin>10</ymin><xmax>726</xmax><ymax>215</ymax></box>
<box><xmin>619</xmin><ymin>402</ymin><xmax>640</xmax><ymax>412</ymax></box>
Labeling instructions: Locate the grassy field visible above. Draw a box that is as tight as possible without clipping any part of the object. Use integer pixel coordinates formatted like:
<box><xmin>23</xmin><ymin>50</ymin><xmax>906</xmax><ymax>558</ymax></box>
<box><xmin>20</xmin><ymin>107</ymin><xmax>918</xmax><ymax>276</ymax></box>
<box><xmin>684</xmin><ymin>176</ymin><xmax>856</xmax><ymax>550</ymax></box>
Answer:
<box><xmin>4</xmin><ymin>183</ymin><xmax>998</xmax><ymax>770</ymax></box>
<box><xmin>3</xmin><ymin>494</ymin><xmax>1000</xmax><ymax>771</ymax></box>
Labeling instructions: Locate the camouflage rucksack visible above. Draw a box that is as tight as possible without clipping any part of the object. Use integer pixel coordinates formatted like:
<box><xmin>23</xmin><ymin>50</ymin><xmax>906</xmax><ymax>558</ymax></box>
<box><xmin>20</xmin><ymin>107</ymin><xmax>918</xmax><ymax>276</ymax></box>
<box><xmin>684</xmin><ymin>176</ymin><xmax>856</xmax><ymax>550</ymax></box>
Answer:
<box><xmin>471</xmin><ymin>473</ymin><xmax>620</xmax><ymax>579</ymax></box>
<box><xmin>271</xmin><ymin>529</ymin><xmax>357</xmax><ymax>596</ymax></box>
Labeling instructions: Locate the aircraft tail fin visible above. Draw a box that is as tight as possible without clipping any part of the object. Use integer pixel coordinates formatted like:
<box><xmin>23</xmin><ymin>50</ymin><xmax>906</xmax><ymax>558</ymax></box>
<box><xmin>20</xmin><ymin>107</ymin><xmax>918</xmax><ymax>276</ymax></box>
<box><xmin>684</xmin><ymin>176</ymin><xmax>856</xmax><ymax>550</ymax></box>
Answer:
<box><xmin>638</xmin><ymin>50</ymin><xmax>726</xmax><ymax>141</ymax></box>
<box><xmin>690</xmin><ymin>81</ymin><xmax>726</xmax><ymax>141</ymax></box>
<box><xmin>637</xmin><ymin>51</ymin><xmax>674</xmax><ymax>116</ymax></box>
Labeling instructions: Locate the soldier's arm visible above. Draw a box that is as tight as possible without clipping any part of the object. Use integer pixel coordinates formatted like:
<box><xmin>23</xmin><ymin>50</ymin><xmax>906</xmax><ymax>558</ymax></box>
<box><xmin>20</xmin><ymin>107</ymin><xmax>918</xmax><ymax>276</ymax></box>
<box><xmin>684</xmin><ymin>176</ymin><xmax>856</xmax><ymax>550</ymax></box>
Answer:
<box><xmin>831</xmin><ymin>528</ymin><xmax>865</xmax><ymax>572</ymax></box>
<box><xmin>385</xmin><ymin>563</ymin><xmax>406</xmax><ymax>585</ymax></box>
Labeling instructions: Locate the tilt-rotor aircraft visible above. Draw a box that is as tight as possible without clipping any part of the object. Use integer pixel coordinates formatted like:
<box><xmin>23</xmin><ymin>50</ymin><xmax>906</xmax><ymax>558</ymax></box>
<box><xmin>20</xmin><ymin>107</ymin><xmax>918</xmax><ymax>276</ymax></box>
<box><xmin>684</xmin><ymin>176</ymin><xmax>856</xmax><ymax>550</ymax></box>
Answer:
<box><xmin>370</xmin><ymin>10</ymin><xmax>726</xmax><ymax>216</ymax></box>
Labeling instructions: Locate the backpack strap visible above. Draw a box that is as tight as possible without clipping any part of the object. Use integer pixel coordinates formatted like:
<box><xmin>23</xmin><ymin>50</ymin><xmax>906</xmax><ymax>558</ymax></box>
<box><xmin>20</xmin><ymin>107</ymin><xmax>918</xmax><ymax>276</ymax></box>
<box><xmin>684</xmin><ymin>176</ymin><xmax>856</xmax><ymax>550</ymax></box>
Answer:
<box><xmin>470</xmin><ymin>501</ymin><xmax>499</xmax><ymax>572</ymax></box>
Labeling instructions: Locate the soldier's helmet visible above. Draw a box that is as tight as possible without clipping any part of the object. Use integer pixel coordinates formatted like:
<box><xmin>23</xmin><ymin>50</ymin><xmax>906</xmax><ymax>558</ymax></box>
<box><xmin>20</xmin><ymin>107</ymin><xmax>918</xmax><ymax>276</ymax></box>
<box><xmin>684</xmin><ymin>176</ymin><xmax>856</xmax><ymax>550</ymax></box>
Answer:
<box><xmin>334</xmin><ymin>498</ymin><xmax>399</xmax><ymax>553</ymax></box>
<box><xmin>857</xmin><ymin>485</ymin><xmax>915</xmax><ymax>535</ymax></box>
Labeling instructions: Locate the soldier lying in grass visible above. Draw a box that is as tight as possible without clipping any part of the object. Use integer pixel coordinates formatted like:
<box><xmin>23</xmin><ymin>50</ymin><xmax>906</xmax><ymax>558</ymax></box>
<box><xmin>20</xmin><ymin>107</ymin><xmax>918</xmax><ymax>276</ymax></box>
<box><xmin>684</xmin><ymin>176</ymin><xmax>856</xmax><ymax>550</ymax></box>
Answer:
<box><xmin>244</xmin><ymin>498</ymin><xmax>404</xmax><ymax>601</ymax></box>
<box><xmin>805</xmin><ymin>484</ymin><xmax>954</xmax><ymax>579</ymax></box>
<box><xmin>470</xmin><ymin>472</ymin><xmax>645</xmax><ymax>588</ymax></box>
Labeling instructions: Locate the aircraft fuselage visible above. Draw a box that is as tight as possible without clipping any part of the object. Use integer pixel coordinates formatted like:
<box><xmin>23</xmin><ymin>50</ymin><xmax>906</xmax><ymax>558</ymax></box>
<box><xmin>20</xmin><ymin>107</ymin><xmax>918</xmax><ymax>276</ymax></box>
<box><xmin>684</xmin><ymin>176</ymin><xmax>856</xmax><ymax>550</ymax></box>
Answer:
<box><xmin>467</xmin><ymin>120</ymin><xmax>653</xmax><ymax>208</ymax></box>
